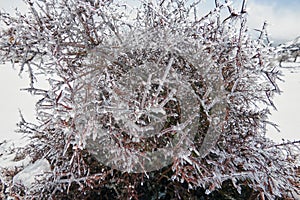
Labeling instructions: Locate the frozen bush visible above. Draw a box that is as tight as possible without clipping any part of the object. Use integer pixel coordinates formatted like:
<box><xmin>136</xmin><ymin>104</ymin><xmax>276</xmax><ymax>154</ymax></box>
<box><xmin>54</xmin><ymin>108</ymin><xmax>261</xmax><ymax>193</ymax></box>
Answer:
<box><xmin>0</xmin><ymin>0</ymin><xmax>299</xmax><ymax>199</ymax></box>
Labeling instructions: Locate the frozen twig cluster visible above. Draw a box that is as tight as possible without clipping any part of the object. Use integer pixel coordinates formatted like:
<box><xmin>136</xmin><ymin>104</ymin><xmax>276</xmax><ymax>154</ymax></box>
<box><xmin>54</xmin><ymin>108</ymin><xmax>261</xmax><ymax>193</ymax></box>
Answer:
<box><xmin>0</xmin><ymin>0</ymin><xmax>299</xmax><ymax>199</ymax></box>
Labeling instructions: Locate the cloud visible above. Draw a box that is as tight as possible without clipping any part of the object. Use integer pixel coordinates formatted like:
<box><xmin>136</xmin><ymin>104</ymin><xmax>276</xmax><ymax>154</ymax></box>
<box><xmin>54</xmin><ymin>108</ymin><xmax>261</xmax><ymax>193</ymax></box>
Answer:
<box><xmin>247</xmin><ymin>1</ymin><xmax>300</xmax><ymax>42</ymax></box>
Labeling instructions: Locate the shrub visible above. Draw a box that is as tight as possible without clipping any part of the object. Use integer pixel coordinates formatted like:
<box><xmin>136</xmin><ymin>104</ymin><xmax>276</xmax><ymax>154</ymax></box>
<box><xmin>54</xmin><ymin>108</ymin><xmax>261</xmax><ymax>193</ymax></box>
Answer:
<box><xmin>0</xmin><ymin>0</ymin><xmax>299</xmax><ymax>199</ymax></box>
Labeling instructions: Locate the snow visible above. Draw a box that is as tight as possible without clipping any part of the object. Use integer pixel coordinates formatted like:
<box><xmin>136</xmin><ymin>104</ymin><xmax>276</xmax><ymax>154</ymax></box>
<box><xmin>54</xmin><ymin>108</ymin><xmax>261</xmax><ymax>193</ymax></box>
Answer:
<box><xmin>0</xmin><ymin>139</ymin><xmax>31</xmax><ymax>168</ymax></box>
<box><xmin>266</xmin><ymin>61</ymin><xmax>300</xmax><ymax>142</ymax></box>
<box><xmin>12</xmin><ymin>158</ymin><xmax>51</xmax><ymax>188</ymax></box>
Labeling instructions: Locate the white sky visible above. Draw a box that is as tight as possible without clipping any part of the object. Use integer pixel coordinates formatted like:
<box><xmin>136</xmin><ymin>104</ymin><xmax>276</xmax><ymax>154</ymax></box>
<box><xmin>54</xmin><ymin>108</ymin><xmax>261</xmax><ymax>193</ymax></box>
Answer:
<box><xmin>247</xmin><ymin>0</ymin><xmax>300</xmax><ymax>42</ymax></box>
<box><xmin>0</xmin><ymin>0</ymin><xmax>299</xmax><ymax>143</ymax></box>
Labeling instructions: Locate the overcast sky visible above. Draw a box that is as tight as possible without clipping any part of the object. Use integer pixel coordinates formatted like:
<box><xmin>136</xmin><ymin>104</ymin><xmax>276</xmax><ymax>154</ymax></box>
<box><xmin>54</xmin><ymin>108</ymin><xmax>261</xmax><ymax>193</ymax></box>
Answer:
<box><xmin>0</xmin><ymin>0</ymin><xmax>299</xmax><ymax>142</ymax></box>
<box><xmin>247</xmin><ymin>0</ymin><xmax>300</xmax><ymax>42</ymax></box>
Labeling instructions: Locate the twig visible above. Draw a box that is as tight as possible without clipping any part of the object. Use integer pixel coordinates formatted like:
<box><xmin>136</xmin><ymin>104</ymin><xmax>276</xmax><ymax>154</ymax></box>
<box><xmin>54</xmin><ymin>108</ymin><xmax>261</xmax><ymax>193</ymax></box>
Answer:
<box><xmin>266</xmin><ymin>140</ymin><xmax>300</xmax><ymax>148</ymax></box>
